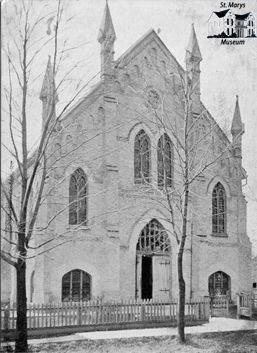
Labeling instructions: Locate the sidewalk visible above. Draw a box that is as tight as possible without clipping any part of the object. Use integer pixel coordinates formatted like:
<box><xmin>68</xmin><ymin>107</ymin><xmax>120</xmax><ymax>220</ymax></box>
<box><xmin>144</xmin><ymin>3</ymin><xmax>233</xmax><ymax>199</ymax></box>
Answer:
<box><xmin>3</xmin><ymin>317</ymin><xmax>256</xmax><ymax>347</ymax></box>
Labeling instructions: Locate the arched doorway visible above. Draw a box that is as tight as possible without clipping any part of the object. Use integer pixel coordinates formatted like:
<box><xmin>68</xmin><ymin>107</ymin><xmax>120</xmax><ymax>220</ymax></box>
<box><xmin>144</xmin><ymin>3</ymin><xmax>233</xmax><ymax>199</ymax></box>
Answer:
<box><xmin>208</xmin><ymin>271</ymin><xmax>230</xmax><ymax>297</ymax></box>
<box><xmin>136</xmin><ymin>219</ymin><xmax>171</xmax><ymax>301</ymax></box>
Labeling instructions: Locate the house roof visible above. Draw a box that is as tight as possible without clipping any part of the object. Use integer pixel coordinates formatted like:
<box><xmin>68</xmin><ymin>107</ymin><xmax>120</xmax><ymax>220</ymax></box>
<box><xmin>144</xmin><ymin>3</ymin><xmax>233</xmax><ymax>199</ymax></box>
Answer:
<box><xmin>235</xmin><ymin>13</ymin><xmax>251</xmax><ymax>20</ymax></box>
<box><xmin>213</xmin><ymin>9</ymin><xmax>230</xmax><ymax>18</ymax></box>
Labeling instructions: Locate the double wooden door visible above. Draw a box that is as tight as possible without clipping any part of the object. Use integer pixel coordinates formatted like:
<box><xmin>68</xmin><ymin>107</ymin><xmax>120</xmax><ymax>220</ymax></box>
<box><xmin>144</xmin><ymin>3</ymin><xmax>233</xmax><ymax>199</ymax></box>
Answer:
<box><xmin>136</xmin><ymin>254</ymin><xmax>171</xmax><ymax>301</ymax></box>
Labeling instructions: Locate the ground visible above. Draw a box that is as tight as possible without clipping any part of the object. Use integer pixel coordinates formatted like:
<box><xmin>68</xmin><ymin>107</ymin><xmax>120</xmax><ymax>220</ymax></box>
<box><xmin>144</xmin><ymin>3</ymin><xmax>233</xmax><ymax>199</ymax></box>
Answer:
<box><xmin>2</xmin><ymin>331</ymin><xmax>257</xmax><ymax>353</ymax></box>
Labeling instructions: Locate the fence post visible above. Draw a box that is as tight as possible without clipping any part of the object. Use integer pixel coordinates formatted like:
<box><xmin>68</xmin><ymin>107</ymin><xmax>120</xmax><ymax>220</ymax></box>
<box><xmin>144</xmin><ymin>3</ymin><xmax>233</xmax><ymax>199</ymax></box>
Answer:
<box><xmin>226</xmin><ymin>297</ymin><xmax>229</xmax><ymax>318</ymax></box>
<box><xmin>236</xmin><ymin>294</ymin><xmax>240</xmax><ymax>320</ymax></box>
<box><xmin>250</xmin><ymin>293</ymin><xmax>253</xmax><ymax>319</ymax></box>
<box><xmin>4</xmin><ymin>304</ymin><xmax>10</xmax><ymax>331</ymax></box>
<box><xmin>141</xmin><ymin>300</ymin><xmax>145</xmax><ymax>321</ymax></box>
<box><xmin>78</xmin><ymin>302</ymin><xmax>82</xmax><ymax>326</ymax></box>
<box><xmin>205</xmin><ymin>296</ymin><xmax>210</xmax><ymax>320</ymax></box>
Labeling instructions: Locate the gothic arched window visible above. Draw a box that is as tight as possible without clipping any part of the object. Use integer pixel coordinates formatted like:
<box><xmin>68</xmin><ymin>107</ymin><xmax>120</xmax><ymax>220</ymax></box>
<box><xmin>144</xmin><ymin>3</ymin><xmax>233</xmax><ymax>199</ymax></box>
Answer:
<box><xmin>208</xmin><ymin>271</ymin><xmax>230</xmax><ymax>297</ymax></box>
<box><xmin>212</xmin><ymin>182</ymin><xmax>226</xmax><ymax>235</ymax></box>
<box><xmin>134</xmin><ymin>130</ymin><xmax>151</xmax><ymax>184</ymax></box>
<box><xmin>62</xmin><ymin>269</ymin><xmax>91</xmax><ymax>302</ymax></box>
<box><xmin>136</xmin><ymin>219</ymin><xmax>171</xmax><ymax>254</ymax></box>
<box><xmin>69</xmin><ymin>168</ymin><xmax>87</xmax><ymax>225</ymax></box>
<box><xmin>157</xmin><ymin>134</ymin><xmax>173</xmax><ymax>187</ymax></box>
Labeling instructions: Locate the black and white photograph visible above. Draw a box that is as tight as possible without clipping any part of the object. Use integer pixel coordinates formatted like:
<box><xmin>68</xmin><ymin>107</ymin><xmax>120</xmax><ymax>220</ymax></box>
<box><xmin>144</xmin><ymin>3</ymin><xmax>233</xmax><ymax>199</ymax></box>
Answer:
<box><xmin>1</xmin><ymin>0</ymin><xmax>257</xmax><ymax>352</ymax></box>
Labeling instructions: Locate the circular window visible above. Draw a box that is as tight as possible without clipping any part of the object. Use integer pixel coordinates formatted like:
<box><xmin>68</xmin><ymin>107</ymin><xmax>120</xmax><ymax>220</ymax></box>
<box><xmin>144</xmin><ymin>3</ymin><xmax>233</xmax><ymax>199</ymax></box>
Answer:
<box><xmin>146</xmin><ymin>89</ymin><xmax>160</xmax><ymax>109</ymax></box>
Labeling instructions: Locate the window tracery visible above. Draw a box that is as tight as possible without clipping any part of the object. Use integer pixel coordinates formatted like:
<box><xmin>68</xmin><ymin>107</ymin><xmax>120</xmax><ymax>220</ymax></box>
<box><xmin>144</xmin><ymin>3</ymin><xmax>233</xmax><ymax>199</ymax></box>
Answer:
<box><xmin>212</xmin><ymin>182</ymin><xmax>226</xmax><ymax>235</ymax></box>
<box><xmin>157</xmin><ymin>134</ymin><xmax>173</xmax><ymax>187</ymax></box>
<box><xmin>134</xmin><ymin>130</ymin><xmax>151</xmax><ymax>184</ymax></box>
<box><xmin>69</xmin><ymin>168</ymin><xmax>87</xmax><ymax>225</ymax></box>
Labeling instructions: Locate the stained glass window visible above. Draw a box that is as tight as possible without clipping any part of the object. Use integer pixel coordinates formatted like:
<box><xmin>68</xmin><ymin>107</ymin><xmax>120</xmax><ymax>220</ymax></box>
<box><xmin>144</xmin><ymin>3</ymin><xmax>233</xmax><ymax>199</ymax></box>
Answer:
<box><xmin>69</xmin><ymin>168</ymin><xmax>87</xmax><ymax>225</ymax></box>
<box><xmin>157</xmin><ymin>134</ymin><xmax>173</xmax><ymax>187</ymax></box>
<box><xmin>212</xmin><ymin>182</ymin><xmax>226</xmax><ymax>234</ymax></box>
<box><xmin>134</xmin><ymin>130</ymin><xmax>151</xmax><ymax>184</ymax></box>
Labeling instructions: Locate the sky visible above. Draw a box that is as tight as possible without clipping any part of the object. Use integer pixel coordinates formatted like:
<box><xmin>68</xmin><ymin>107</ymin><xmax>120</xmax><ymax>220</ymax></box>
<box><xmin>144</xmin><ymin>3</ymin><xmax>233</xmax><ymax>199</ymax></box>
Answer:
<box><xmin>2</xmin><ymin>0</ymin><xmax>257</xmax><ymax>254</ymax></box>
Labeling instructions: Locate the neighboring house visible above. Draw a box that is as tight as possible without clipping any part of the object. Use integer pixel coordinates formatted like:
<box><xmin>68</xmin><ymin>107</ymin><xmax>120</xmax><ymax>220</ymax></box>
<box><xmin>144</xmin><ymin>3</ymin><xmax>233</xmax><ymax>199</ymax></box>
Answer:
<box><xmin>208</xmin><ymin>9</ymin><xmax>255</xmax><ymax>37</ymax></box>
<box><xmin>1</xmin><ymin>2</ymin><xmax>252</xmax><ymax>304</ymax></box>
<box><xmin>208</xmin><ymin>9</ymin><xmax>235</xmax><ymax>37</ymax></box>
<box><xmin>235</xmin><ymin>12</ymin><xmax>256</xmax><ymax>37</ymax></box>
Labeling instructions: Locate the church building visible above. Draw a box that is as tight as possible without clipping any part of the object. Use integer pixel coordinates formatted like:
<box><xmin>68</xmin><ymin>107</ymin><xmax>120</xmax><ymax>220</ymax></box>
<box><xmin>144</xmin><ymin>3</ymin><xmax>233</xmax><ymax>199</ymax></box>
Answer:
<box><xmin>2</xmin><ymin>2</ymin><xmax>252</xmax><ymax>304</ymax></box>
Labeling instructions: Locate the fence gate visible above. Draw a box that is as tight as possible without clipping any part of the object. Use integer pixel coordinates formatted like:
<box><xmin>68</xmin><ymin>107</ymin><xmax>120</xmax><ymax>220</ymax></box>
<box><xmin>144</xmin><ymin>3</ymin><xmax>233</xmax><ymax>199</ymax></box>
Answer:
<box><xmin>210</xmin><ymin>295</ymin><xmax>229</xmax><ymax>317</ymax></box>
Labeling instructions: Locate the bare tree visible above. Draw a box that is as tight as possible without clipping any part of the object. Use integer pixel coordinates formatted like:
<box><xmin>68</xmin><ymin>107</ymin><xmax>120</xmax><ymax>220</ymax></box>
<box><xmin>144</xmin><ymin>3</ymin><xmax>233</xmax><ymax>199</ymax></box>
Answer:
<box><xmin>1</xmin><ymin>0</ymin><xmax>114</xmax><ymax>351</ymax></box>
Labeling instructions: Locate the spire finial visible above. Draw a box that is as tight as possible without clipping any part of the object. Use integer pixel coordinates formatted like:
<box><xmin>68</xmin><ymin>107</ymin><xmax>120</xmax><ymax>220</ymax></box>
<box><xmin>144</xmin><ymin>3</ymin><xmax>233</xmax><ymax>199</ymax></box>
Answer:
<box><xmin>40</xmin><ymin>57</ymin><xmax>53</xmax><ymax>101</ymax></box>
<box><xmin>231</xmin><ymin>94</ymin><xmax>243</xmax><ymax>136</ymax></box>
<box><xmin>186</xmin><ymin>24</ymin><xmax>202</xmax><ymax>62</ymax></box>
<box><xmin>40</xmin><ymin>56</ymin><xmax>58</xmax><ymax>103</ymax></box>
<box><xmin>97</xmin><ymin>0</ymin><xmax>116</xmax><ymax>44</ymax></box>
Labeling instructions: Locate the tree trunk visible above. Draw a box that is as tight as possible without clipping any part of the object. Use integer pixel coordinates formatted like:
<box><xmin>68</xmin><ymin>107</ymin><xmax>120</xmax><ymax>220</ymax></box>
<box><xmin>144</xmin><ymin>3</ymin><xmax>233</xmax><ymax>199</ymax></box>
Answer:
<box><xmin>177</xmin><ymin>249</ymin><xmax>186</xmax><ymax>343</ymax></box>
<box><xmin>15</xmin><ymin>254</ymin><xmax>28</xmax><ymax>352</ymax></box>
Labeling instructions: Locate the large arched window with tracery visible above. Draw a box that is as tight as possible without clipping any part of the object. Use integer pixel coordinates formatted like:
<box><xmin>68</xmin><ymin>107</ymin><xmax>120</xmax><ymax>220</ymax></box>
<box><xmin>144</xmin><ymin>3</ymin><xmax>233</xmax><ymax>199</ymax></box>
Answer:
<box><xmin>136</xmin><ymin>219</ymin><xmax>171</xmax><ymax>254</ymax></box>
<box><xmin>62</xmin><ymin>269</ymin><xmax>91</xmax><ymax>302</ymax></box>
<box><xmin>157</xmin><ymin>134</ymin><xmax>173</xmax><ymax>187</ymax></box>
<box><xmin>212</xmin><ymin>182</ymin><xmax>226</xmax><ymax>235</ymax></box>
<box><xmin>134</xmin><ymin>130</ymin><xmax>151</xmax><ymax>184</ymax></box>
<box><xmin>69</xmin><ymin>168</ymin><xmax>87</xmax><ymax>225</ymax></box>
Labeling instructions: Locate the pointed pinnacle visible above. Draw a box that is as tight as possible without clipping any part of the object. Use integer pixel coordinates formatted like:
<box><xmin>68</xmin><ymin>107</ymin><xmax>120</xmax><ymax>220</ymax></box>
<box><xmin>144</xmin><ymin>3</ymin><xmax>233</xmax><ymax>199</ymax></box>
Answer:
<box><xmin>186</xmin><ymin>24</ymin><xmax>202</xmax><ymax>62</ymax></box>
<box><xmin>97</xmin><ymin>1</ymin><xmax>116</xmax><ymax>43</ymax></box>
<box><xmin>40</xmin><ymin>56</ymin><xmax>53</xmax><ymax>101</ymax></box>
<box><xmin>231</xmin><ymin>95</ymin><xmax>243</xmax><ymax>134</ymax></box>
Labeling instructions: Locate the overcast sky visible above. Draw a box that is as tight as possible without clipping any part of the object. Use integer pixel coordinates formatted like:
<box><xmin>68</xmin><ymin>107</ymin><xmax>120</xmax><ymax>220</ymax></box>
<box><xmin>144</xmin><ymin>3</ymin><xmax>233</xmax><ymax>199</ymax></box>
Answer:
<box><xmin>2</xmin><ymin>0</ymin><xmax>257</xmax><ymax>254</ymax></box>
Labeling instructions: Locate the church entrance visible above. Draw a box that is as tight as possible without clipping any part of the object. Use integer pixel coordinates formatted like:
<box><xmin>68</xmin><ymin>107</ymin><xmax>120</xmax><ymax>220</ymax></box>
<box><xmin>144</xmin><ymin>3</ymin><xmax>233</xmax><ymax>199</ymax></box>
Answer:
<box><xmin>135</xmin><ymin>219</ymin><xmax>171</xmax><ymax>301</ymax></box>
<box><xmin>141</xmin><ymin>256</ymin><xmax>152</xmax><ymax>299</ymax></box>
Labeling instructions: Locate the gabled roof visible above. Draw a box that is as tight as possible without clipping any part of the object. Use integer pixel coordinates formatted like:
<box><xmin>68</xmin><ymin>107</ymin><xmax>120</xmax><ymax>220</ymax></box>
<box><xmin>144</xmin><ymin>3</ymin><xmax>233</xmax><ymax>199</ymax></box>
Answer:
<box><xmin>213</xmin><ymin>9</ymin><xmax>229</xmax><ymax>18</ymax></box>
<box><xmin>235</xmin><ymin>12</ymin><xmax>251</xmax><ymax>20</ymax></box>
<box><xmin>59</xmin><ymin>81</ymin><xmax>103</xmax><ymax>122</ymax></box>
<box><xmin>115</xmin><ymin>28</ymin><xmax>183</xmax><ymax>73</ymax></box>
<box><xmin>60</xmin><ymin>29</ymin><xmax>186</xmax><ymax>124</ymax></box>
<box><xmin>200</xmin><ymin>102</ymin><xmax>231</xmax><ymax>146</ymax></box>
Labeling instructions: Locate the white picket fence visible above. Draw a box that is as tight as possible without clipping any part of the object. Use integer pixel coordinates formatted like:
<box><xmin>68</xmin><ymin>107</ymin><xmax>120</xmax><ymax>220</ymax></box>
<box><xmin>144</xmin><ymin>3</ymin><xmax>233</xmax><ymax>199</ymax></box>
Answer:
<box><xmin>1</xmin><ymin>298</ymin><xmax>209</xmax><ymax>330</ymax></box>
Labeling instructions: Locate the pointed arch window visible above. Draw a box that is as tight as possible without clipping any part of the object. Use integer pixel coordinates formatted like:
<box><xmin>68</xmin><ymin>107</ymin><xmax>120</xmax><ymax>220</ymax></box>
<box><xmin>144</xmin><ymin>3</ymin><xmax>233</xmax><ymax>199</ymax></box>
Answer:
<box><xmin>212</xmin><ymin>182</ymin><xmax>226</xmax><ymax>235</ymax></box>
<box><xmin>69</xmin><ymin>168</ymin><xmax>87</xmax><ymax>225</ymax></box>
<box><xmin>136</xmin><ymin>219</ymin><xmax>171</xmax><ymax>254</ymax></box>
<box><xmin>158</xmin><ymin>134</ymin><xmax>173</xmax><ymax>187</ymax></box>
<box><xmin>62</xmin><ymin>269</ymin><xmax>91</xmax><ymax>302</ymax></box>
<box><xmin>208</xmin><ymin>271</ymin><xmax>230</xmax><ymax>297</ymax></box>
<box><xmin>134</xmin><ymin>130</ymin><xmax>151</xmax><ymax>184</ymax></box>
